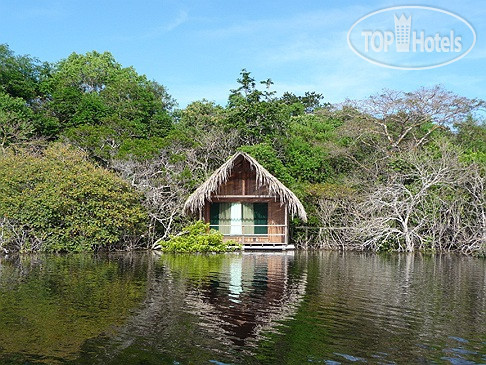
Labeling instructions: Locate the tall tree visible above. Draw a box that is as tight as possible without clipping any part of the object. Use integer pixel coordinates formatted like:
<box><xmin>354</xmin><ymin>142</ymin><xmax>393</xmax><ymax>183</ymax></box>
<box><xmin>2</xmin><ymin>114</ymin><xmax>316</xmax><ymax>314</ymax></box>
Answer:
<box><xmin>341</xmin><ymin>86</ymin><xmax>484</xmax><ymax>153</ymax></box>
<box><xmin>44</xmin><ymin>51</ymin><xmax>174</xmax><ymax>134</ymax></box>
<box><xmin>226</xmin><ymin>69</ymin><xmax>290</xmax><ymax>144</ymax></box>
<box><xmin>0</xmin><ymin>44</ymin><xmax>49</xmax><ymax>101</ymax></box>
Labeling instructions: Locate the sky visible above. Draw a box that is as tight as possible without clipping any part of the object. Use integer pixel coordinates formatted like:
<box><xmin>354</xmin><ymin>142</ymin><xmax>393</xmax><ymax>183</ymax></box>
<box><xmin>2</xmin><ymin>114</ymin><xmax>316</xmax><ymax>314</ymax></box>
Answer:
<box><xmin>0</xmin><ymin>0</ymin><xmax>485</xmax><ymax>108</ymax></box>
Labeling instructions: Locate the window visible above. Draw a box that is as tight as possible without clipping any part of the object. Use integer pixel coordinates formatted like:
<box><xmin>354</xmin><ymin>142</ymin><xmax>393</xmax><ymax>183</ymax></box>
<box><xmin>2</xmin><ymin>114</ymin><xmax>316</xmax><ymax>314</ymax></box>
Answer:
<box><xmin>210</xmin><ymin>203</ymin><xmax>268</xmax><ymax>235</ymax></box>
<box><xmin>253</xmin><ymin>203</ymin><xmax>268</xmax><ymax>234</ymax></box>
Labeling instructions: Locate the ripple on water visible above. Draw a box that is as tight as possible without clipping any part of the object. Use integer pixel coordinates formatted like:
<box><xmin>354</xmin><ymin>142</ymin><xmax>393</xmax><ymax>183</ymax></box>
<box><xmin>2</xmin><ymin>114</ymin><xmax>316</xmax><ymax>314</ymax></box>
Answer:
<box><xmin>0</xmin><ymin>252</ymin><xmax>485</xmax><ymax>365</ymax></box>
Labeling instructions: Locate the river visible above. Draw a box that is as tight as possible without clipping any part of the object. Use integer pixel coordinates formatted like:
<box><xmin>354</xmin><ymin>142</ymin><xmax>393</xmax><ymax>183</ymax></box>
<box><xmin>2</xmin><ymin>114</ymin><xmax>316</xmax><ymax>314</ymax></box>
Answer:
<box><xmin>0</xmin><ymin>251</ymin><xmax>484</xmax><ymax>364</ymax></box>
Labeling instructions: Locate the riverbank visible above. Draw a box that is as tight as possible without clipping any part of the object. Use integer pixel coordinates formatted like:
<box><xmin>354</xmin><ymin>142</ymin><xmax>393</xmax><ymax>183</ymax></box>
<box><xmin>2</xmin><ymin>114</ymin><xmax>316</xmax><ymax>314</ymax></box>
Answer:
<box><xmin>1</xmin><ymin>46</ymin><xmax>484</xmax><ymax>256</ymax></box>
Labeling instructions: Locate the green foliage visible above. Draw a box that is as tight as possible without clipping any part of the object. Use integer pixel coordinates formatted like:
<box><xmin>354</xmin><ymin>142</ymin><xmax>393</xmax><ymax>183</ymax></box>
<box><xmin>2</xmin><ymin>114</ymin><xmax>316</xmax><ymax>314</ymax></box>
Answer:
<box><xmin>62</xmin><ymin>122</ymin><xmax>171</xmax><ymax>161</ymax></box>
<box><xmin>0</xmin><ymin>143</ymin><xmax>148</xmax><ymax>252</ymax></box>
<box><xmin>62</xmin><ymin>123</ymin><xmax>121</xmax><ymax>161</ymax></box>
<box><xmin>37</xmin><ymin>51</ymin><xmax>175</xmax><ymax>157</ymax></box>
<box><xmin>0</xmin><ymin>91</ymin><xmax>35</xmax><ymax>147</ymax></box>
<box><xmin>455</xmin><ymin>118</ymin><xmax>486</xmax><ymax>165</ymax></box>
<box><xmin>0</xmin><ymin>45</ymin><xmax>58</xmax><ymax>139</ymax></box>
<box><xmin>160</xmin><ymin>221</ymin><xmax>240</xmax><ymax>253</ymax></box>
<box><xmin>0</xmin><ymin>44</ymin><xmax>49</xmax><ymax>101</ymax></box>
<box><xmin>304</xmin><ymin>183</ymin><xmax>355</xmax><ymax>200</ymax></box>
<box><xmin>280</xmin><ymin>91</ymin><xmax>329</xmax><ymax>115</ymax></box>
<box><xmin>226</xmin><ymin>69</ymin><xmax>291</xmax><ymax>144</ymax></box>
<box><xmin>284</xmin><ymin>114</ymin><xmax>342</xmax><ymax>182</ymax></box>
<box><xmin>117</xmin><ymin>136</ymin><xmax>169</xmax><ymax>160</ymax></box>
<box><xmin>45</xmin><ymin>51</ymin><xmax>174</xmax><ymax>128</ymax></box>
<box><xmin>177</xmin><ymin>99</ymin><xmax>226</xmax><ymax>132</ymax></box>
<box><xmin>239</xmin><ymin>143</ymin><xmax>295</xmax><ymax>187</ymax></box>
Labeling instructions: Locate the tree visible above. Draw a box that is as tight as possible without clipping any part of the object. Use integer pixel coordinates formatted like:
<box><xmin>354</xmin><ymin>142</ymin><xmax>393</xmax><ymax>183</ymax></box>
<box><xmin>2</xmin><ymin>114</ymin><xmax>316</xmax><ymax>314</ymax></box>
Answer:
<box><xmin>239</xmin><ymin>143</ymin><xmax>295</xmax><ymax>187</ymax></box>
<box><xmin>455</xmin><ymin>117</ymin><xmax>486</xmax><ymax>164</ymax></box>
<box><xmin>283</xmin><ymin>113</ymin><xmax>342</xmax><ymax>183</ymax></box>
<box><xmin>43</xmin><ymin>51</ymin><xmax>175</xmax><ymax>142</ymax></box>
<box><xmin>111</xmin><ymin>126</ymin><xmax>239</xmax><ymax>245</ymax></box>
<box><xmin>0</xmin><ymin>143</ymin><xmax>148</xmax><ymax>252</ymax></box>
<box><xmin>0</xmin><ymin>92</ymin><xmax>35</xmax><ymax>149</ymax></box>
<box><xmin>226</xmin><ymin>69</ymin><xmax>291</xmax><ymax>144</ymax></box>
<box><xmin>352</xmin><ymin>140</ymin><xmax>484</xmax><ymax>253</ymax></box>
<box><xmin>280</xmin><ymin>91</ymin><xmax>328</xmax><ymax>115</ymax></box>
<box><xmin>177</xmin><ymin>99</ymin><xmax>226</xmax><ymax>132</ymax></box>
<box><xmin>341</xmin><ymin>86</ymin><xmax>483</xmax><ymax>153</ymax></box>
<box><xmin>358</xmin><ymin>143</ymin><xmax>459</xmax><ymax>251</ymax></box>
<box><xmin>0</xmin><ymin>44</ymin><xmax>50</xmax><ymax>101</ymax></box>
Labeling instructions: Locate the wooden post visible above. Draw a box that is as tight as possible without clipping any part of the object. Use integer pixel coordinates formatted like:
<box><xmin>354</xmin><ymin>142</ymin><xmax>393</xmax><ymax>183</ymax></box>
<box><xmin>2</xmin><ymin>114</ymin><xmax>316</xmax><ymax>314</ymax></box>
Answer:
<box><xmin>284</xmin><ymin>207</ymin><xmax>288</xmax><ymax>247</ymax></box>
<box><xmin>242</xmin><ymin>173</ymin><xmax>245</xmax><ymax>195</ymax></box>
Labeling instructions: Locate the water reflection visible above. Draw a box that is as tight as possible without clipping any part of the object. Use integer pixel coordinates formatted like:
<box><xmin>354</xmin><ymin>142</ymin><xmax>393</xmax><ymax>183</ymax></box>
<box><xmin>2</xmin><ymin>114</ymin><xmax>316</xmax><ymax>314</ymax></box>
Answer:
<box><xmin>0</xmin><ymin>251</ymin><xmax>484</xmax><ymax>365</ymax></box>
<box><xmin>0</xmin><ymin>253</ymin><xmax>150</xmax><ymax>364</ymax></box>
<box><xmin>255</xmin><ymin>252</ymin><xmax>486</xmax><ymax>365</ymax></box>
<box><xmin>74</xmin><ymin>252</ymin><xmax>307</xmax><ymax>364</ymax></box>
<box><xmin>229</xmin><ymin>257</ymin><xmax>243</xmax><ymax>298</ymax></box>
<box><xmin>177</xmin><ymin>253</ymin><xmax>307</xmax><ymax>347</ymax></box>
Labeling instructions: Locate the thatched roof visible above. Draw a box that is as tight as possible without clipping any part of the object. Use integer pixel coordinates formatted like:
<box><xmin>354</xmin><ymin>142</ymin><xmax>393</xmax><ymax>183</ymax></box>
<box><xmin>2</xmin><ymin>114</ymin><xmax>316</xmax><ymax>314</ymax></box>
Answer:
<box><xmin>183</xmin><ymin>152</ymin><xmax>307</xmax><ymax>222</ymax></box>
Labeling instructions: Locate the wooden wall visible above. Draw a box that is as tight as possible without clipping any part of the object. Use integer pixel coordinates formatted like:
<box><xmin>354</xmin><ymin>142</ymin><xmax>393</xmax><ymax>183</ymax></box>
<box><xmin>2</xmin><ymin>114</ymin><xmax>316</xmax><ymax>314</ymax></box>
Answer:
<box><xmin>268</xmin><ymin>201</ymin><xmax>285</xmax><ymax>243</ymax></box>
<box><xmin>216</xmin><ymin>158</ymin><xmax>269</xmax><ymax>196</ymax></box>
<box><xmin>202</xmin><ymin>155</ymin><xmax>287</xmax><ymax>245</ymax></box>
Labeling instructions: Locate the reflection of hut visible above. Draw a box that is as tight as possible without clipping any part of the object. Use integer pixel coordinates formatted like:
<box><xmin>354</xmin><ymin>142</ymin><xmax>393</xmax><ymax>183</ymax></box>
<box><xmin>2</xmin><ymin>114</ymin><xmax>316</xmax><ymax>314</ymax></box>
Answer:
<box><xmin>75</xmin><ymin>253</ymin><xmax>307</xmax><ymax>363</ymax></box>
<box><xmin>183</xmin><ymin>152</ymin><xmax>307</xmax><ymax>250</ymax></box>
<box><xmin>187</xmin><ymin>253</ymin><xmax>307</xmax><ymax>346</ymax></box>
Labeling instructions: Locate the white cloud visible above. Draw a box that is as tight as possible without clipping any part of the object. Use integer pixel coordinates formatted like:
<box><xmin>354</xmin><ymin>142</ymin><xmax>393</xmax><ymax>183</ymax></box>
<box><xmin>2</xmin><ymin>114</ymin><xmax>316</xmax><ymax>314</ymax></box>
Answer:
<box><xmin>115</xmin><ymin>10</ymin><xmax>188</xmax><ymax>41</ymax></box>
<box><xmin>163</xmin><ymin>10</ymin><xmax>189</xmax><ymax>32</ymax></box>
<box><xmin>168</xmin><ymin>1</ymin><xmax>486</xmax><ymax>106</ymax></box>
<box><xmin>198</xmin><ymin>6</ymin><xmax>367</xmax><ymax>40</ymax></box>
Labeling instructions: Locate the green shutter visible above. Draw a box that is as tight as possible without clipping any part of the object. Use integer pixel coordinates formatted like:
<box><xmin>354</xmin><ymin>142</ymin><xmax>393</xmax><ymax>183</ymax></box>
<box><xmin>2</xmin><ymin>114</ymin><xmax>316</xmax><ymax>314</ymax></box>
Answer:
<box><xmin>219</xmin><ymin>203</ymin><xmax>232</xmax><ymax>235</ymax></box>
<box><xmin>210</xmin><ymin>203</ymin><xmax>219</xmax><ymax>230</ymax></box>
<box><xmin>253</xmin><ymin>203</ymin><xmax>268</xmax><ymax>234</ymax></box>
<box><xmin>242</xmin><ymin>203</ymin><xmax>254</xmax><ymax>234</ymax></box>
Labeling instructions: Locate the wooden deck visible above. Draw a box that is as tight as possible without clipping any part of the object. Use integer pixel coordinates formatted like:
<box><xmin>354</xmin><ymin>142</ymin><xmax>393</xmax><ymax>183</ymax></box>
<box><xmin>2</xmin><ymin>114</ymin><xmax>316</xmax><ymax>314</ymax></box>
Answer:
<box><xmin>242</xmin><ymin>243</ymin><xmax>295</xmax><ymax>251</ymax></box>
<box><xmin>222</xmin><ymin>229</ymin><xmax>293</xmax><ymax>250</ymax></box>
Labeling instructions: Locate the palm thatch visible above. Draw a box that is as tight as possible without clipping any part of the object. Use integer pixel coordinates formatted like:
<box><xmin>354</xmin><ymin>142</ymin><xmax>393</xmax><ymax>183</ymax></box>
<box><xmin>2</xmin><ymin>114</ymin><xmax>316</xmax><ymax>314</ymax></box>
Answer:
<box><xmin>183</xmin><ymin>152</ymin><xmax>307</xmax><ymax>221</ymax></box>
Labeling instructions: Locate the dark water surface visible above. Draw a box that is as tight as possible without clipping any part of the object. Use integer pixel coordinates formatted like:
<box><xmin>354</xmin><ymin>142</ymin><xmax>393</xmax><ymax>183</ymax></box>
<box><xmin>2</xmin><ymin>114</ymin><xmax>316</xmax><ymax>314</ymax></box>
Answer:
<box><xmin>0</xmin><ymin>252</ymin><xmax>484</xmax><ymax>364</ymax></box>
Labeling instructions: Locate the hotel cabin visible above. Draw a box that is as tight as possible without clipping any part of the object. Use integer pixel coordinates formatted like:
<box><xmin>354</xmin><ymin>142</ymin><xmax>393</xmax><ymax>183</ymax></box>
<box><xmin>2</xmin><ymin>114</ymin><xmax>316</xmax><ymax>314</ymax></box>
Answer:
<box><xmin>183</xmin><ymin>152</ymin><xmax>307</xmax><ymax>250</ymax></box>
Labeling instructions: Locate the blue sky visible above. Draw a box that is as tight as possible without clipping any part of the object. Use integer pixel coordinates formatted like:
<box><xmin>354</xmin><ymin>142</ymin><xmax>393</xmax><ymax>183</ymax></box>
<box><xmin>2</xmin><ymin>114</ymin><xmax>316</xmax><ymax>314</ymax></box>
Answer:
<box><xmin>1</xmin><ymin>0</ymin><xmax>485</xmax><ymax>108</ymax></box>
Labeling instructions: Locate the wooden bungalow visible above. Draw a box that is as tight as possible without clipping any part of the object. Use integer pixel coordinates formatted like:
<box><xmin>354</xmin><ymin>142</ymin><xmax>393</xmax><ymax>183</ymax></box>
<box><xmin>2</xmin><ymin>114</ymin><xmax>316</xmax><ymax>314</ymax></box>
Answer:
<box><xmin>183</xmin><ymin>152</ymin><xmax>307</xmax><ymax>250</ymax></box>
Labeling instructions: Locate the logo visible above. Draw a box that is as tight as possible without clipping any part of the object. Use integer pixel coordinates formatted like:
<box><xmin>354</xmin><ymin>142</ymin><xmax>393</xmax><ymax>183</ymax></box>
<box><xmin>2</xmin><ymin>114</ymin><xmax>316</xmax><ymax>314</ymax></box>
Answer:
<box><xmin>347</xmin><ymin>6</ymin><xmax>476</xmax><ymax>70</ymax></box>
<box><xmin>394</xmin><ymin>14</ymin><xmax>411</xmax><ymax>52</ymax></box>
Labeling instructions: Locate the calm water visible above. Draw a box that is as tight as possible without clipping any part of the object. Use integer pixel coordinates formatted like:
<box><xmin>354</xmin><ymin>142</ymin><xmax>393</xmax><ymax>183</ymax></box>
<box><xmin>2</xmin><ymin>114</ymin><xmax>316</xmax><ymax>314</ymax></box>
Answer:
<box><xmin>0</xmin><ymin>252</ymin><xmax>484</xmax><ymax>364</ymax></box>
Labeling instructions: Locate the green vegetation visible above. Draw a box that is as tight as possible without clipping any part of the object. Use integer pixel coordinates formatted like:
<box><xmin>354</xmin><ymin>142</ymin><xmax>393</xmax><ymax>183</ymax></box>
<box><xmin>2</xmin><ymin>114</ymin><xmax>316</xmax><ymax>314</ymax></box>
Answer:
<box><xmin>158</xmin><ymin>253</ymin><xmax>229</xmax><ymax>284</ymax></box>
<box><xmin>158</xmin><ymin>221</ymin><xmax>239</xmax><ymax>253</ymax></box>
<box><xmin>0</xmin><ymin>144</ymin><xmax>147</xmax><ymax>252</ymax></box>
<box><xmin>0</xmin><ymin>44</ymin><xmax>484</xmax><ymax>254</ymax></box>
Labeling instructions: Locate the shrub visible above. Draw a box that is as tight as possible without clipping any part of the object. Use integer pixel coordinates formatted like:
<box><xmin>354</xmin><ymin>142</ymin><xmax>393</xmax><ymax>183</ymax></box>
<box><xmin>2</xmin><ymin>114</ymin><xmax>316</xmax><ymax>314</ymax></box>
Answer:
<box><xmin>0</xmin><ymin>143</ymin><xmax>148</xmax><ymax>252</ymax></box>
<box><xmin>158</xmin><ymin>221</ymin><xmax>240</xmax><ymax>253</ymax></box>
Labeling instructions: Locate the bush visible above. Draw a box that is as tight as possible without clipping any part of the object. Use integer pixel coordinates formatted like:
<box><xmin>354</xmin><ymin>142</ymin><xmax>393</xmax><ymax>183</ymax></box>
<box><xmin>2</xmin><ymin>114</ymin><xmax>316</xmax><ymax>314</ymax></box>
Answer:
<box><xmin>158</xmin><ymin>221</ymin><xmax>240</xmax><ymax>253</ymax></box>
<box><xmin>0</xmin><ymin>143</ymin><xmax>148</xmax><ymax>252</ymax></box>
